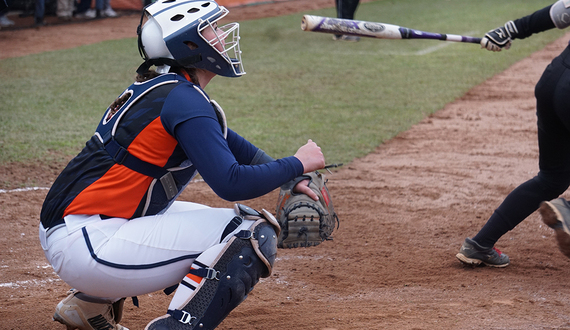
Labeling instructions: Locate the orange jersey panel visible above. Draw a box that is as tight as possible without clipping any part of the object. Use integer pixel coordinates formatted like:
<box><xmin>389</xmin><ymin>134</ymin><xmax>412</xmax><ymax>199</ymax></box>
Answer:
<box><xmin>64</xmin><ymin>165</ymin><xmax>153</xmax><ymax>219</ymax></box>
<box><xmin>129</xmin><ymin>117</ymin><xmax>178</xmax><ymax>167</ymax></box>
<box><xmin>64</xmin><ymin>117</ymin><xmax>179</xmax><ymax>219</ymax></box>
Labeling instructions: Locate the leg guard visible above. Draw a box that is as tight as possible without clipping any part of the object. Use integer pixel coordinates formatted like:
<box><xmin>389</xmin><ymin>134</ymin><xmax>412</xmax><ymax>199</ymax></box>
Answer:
<box><xmin>146</xmin><ymin>204</ymin><xmax>279</xmax><ymax>330</ymax></box>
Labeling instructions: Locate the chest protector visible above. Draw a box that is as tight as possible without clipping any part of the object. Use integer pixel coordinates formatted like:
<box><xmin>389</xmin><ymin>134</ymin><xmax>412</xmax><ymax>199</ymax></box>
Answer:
<box><xmin>94</xmin><ymin>74</ymin><xmax>181</xmax><ymax>204</ymax></box>
<box><xmin>93</xmin><ymin>73</ymin><xmax>227</xmax><ymax>215</ymax></box>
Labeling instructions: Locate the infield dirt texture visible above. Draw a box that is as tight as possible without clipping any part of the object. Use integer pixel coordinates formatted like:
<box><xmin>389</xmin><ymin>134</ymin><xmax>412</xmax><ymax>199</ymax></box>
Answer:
<box><xmin>3</xmin><ymin>0</ymin><xmax>570</xmax><ymax>329</ymax></box>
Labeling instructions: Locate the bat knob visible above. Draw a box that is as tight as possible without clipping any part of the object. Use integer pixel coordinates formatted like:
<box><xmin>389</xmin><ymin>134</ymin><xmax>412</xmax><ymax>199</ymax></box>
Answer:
<box><xmin>301</xmin><ymin>15</ymin><xmax>307</xmax><ymax>31</ymax></box>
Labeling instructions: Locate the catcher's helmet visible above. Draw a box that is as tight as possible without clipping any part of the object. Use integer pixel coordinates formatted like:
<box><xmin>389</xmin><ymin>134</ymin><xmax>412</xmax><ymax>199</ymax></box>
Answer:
<box><xmin>137</xmin><ymin>0</ymin><xmax>245</xmax><ymax>77</ymax></box>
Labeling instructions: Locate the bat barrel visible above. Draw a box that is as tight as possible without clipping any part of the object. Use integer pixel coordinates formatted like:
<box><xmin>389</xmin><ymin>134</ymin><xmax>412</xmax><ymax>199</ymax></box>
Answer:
<box><xmin>301</xmin><ymin>15</ymin><xmax>482</xmax><ymax>45</ymax></box>
<box><xmin>301</xmin><ymin>15</ymin><xmax>321</xmax><ymax>32</ymax></box>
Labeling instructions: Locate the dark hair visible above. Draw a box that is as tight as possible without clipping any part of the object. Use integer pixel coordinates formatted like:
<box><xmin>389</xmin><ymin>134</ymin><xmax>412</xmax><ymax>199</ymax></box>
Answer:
<box><xmin>135</xmin><ymin>67</ymin><xmax>200</xmax><ymax>85</ymax></box>
<box><xmin>106</xmin><ymin>92</ymin><xmax>131</xmax><ymax>120</ymax></box>
<box><xmin>135</xmin><ymin>70</ymin><xmax>161</xmax><ymax>82</ymax></box>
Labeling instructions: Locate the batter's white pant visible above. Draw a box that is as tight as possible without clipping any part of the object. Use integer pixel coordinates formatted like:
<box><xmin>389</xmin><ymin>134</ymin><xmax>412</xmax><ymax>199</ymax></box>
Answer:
<box><xmin>39</xmin><ymin>201</ymin><xmax>255</xmax><ymax>300</ymax></box>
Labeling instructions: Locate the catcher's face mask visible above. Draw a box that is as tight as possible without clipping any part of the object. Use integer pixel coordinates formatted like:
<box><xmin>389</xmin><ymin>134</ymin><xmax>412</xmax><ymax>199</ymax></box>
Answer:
<box><xmin>137</xmin><ymin>0</ymin><xmax>245</xmax><ymax>77</ymax></box>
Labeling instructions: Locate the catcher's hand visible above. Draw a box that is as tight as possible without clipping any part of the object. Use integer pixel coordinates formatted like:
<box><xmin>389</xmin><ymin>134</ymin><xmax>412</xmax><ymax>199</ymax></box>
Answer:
<box><xmin>275</xmin><ymin>171</ymin><xmax>339</xmax><ymax>248</ymax></box>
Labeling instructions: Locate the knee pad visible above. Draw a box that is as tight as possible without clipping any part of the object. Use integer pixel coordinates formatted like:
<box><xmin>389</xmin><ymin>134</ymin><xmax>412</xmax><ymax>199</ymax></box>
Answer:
<box><xmin>147</xmin><ymin>204</ymin><xmax>278</xmax><ymax>330</ymax></box>
<box><xmin>233</xmin><ymin>204</ymin><xmax>280</xmax><ymax>277</ymax></box>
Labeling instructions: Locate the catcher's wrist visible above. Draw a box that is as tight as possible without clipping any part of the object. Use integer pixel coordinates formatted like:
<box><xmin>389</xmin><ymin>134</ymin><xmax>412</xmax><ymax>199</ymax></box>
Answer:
<box><xmin>280</xmin><ymin>174</ymin><xmax>311</xmax><ymax>191</ymax></box>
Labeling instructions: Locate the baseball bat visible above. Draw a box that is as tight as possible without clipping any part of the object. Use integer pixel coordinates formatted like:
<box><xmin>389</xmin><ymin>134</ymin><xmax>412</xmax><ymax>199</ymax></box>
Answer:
<box><xmin>301</xmin><ymin>15</ymin><xmax>481</xmax><ymax>44</ymax></box>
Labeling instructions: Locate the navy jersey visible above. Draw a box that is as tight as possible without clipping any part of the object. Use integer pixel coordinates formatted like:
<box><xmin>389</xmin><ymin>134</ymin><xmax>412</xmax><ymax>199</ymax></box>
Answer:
<box><xmin>41</xmin><ymin>73</ymin><xmax>304</xmax><ymax>229</ymax></box>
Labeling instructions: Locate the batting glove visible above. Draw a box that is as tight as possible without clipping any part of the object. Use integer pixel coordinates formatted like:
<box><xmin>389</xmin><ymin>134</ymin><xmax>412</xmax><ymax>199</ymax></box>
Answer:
<box><xmin>480</xmin><ymin>21</ymin><xmax>518</xmax><ymax>52</ymax></box>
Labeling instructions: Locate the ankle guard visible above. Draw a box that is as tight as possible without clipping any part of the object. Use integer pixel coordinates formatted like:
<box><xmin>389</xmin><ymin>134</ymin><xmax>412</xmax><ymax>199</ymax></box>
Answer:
<box><xmin>146</xmin><ymin>204</ymin><xmax>278</xmax><ymax>330</ymax></box>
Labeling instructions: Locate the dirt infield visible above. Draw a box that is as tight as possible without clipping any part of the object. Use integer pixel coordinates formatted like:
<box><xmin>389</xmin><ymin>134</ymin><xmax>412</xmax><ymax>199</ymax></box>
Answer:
<box><xmin>3</xmin><ymin>1</ymin><xmax>570</xmax><ymax>329</ymax></box>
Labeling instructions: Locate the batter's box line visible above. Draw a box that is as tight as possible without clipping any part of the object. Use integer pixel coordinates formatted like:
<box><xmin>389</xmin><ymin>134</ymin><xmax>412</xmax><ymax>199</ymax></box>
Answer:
<box><xmin>0</xmin><ymin>178</ymin><xmax>210</xmax><ymax>194</ymax></box>
<box><xmin>0</xmin><ymin>186</ymin><xmax>50</xmax><ymax>194</ymax></box>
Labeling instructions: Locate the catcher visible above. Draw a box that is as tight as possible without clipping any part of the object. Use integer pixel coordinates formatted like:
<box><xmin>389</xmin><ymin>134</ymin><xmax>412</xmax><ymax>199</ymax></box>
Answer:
<box><xmin>38</xmin><ymin>1</ymin><xmax>326</xmax><ymax>329</ymax></box>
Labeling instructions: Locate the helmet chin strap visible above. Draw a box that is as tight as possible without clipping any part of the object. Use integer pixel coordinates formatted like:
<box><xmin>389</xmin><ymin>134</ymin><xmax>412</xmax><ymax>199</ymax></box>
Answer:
<box><xmin>136</xmin><ymin>10</ymin><xmax>147</xmax><ymax>63</ymax></box>
<box><xmin>136</xmin><ymin>54</ymin><xmax>203</xmax><ymax>75</ymax></box>
<box><xmin>135</xmin><ymin>10</ymin><xmax>182</xmax><ymax>76</ymax></box>
<box><xmin>136</xmin><ymin>58</ymin><xmax>178</xmax><ymax>75</ymax></box>
<box><xmin>156</xmin><ymin>65</ymin><xmax>171</xmax><ymax>74</ymax></box>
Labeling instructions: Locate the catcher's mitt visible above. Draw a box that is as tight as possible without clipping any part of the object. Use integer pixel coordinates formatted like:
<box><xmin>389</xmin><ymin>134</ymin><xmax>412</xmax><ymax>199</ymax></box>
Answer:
<box><xmin>275</xmin><ymin>171</ymin><xmax>339</xmax><ymax>248</ymax></box>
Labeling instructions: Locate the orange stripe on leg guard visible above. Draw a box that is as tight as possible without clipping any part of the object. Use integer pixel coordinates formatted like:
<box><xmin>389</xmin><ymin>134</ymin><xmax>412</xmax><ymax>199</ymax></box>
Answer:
<box><xmin>186</xmin><ymin>269</ymin><xmax>203</xmax><ymax>284</ymax></box>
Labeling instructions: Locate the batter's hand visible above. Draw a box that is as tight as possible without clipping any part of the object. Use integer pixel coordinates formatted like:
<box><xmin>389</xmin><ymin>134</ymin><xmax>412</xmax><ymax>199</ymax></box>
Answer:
<box><xmin>481</xmin><ymin>21</ymin><xmax>518</xmax><ymax>52</ymax></box>
<box><xmin>294</xmin><ymin>139</ymin><xmax>325</xmax><ymax>174</ymax></box>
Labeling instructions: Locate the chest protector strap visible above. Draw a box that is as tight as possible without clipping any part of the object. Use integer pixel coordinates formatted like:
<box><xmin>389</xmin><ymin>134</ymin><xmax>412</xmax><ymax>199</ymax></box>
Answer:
<box><xmin>97</xmin><ymin>74</ymin><xmax>181</xmax><ymax>199</ymax></box>
<box><xmin>96</xmin><ymin>74</ymin><xmax>227</xmax><ymax>201</ymax></box>
<box><xmin>104</xmin><ymin>139</ymin><xmax>178</xmax><ymax>199</ymax></box>
<box><xmin>105</xmin><ymin>139</ymin><xmax>168</xmax><ymax>179</ymax></box>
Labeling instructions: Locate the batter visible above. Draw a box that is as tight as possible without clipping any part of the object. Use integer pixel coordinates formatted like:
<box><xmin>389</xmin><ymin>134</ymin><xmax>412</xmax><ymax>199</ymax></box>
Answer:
<box><xmin>457</xmin><ymin>0</ymin><xmax>570</xmax><ymax>267</ymax></box>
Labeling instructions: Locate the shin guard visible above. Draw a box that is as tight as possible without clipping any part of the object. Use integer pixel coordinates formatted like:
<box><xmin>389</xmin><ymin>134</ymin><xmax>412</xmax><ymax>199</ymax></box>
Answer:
<box><xmin>146</xmin><ymin>205</ymin><xmax>278</xmax><ymax>330</ymax></box>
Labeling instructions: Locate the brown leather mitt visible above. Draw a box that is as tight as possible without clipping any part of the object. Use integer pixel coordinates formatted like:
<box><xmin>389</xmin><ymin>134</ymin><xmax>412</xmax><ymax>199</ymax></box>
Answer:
<box><xmin>275</xmin><ymin>171</ymin><xmax>339</xmax><ymax>248</ymax></box>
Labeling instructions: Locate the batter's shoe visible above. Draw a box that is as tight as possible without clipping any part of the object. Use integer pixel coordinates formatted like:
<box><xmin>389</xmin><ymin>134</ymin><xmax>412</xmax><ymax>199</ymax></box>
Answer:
<box><xmin>539</xmin><ymin>198</ymin><xmax>570</xmax><ymax>259</ymax></box>
<box><xmin>0</xmin><ymin>15</ymin><xmax>15</xmax><ymax>27</ymax></box>
<box><xmin>456</xmin><ymin>237</ymin><xmax>510</xmax><ymax>267</ymax></box>
<box><xmin>53</xmin><ymin>289</ymin><xmax>128</xmax><ymax>330</ymax></box>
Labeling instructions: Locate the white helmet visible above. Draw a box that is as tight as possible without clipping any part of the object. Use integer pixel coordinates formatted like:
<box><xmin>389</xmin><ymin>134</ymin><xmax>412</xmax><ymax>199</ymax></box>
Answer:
<box><xmin>137</xmin><ymin>0</ymin><xmax>245</xmax><ymax>77</ymax></box>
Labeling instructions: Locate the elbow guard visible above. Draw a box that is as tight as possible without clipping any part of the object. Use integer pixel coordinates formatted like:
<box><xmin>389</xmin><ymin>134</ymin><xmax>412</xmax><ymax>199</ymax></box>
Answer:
<box><xmin>550</xmin><ymin>0</ymin><xmax>570</xmax><ymax>29</ymax></box>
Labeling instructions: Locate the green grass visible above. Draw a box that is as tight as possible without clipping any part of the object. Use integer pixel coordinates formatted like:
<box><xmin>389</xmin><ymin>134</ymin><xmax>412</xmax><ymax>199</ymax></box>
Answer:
<box><xmin>0</xmin><ymin>0</ymin><xmax>565</xmax><ymax>169</ymax></box>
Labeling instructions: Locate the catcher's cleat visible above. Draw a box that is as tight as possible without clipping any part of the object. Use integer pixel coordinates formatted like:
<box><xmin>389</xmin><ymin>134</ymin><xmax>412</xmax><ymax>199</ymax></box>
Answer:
<box><xmin>539</xmin><ymin>198</ymin><xmax>570</xmax><ymax>259</ymax></box>
<box><xmin>53</xmin><ymin>289</ymin><xmax>128</xmax><ymax>330</ymax></box>
<box><xmin>456</xmin><ymin>237</ymin><xmax>510</xmax><ymax>268</ymax></box>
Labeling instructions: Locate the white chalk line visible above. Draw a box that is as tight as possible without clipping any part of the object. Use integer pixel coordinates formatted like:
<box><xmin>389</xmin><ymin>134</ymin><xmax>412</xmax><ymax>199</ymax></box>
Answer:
<box><xmin>0</xmin><ymin>179</ymin><xmax>206</xmax><ymax>194</ymax></box>
<box><xmin>0</xmin><ymin>277</ymin><xmax>61</xmax><ymax>289</ymax></box>
<box><xmin>0</xmin><ymin>263</ymin><xmax>61</xmax><ymax>289</ymax></box>
<box><xmin>0</xmin><ymin>186</ymin><xmax>50</xmax><ymax>194</ymax></box>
